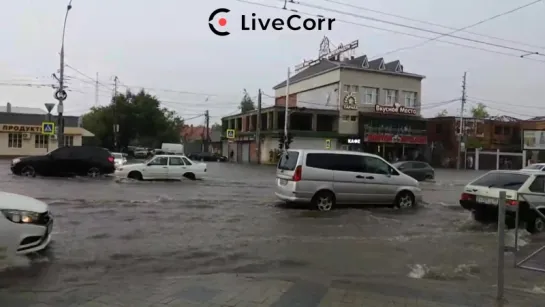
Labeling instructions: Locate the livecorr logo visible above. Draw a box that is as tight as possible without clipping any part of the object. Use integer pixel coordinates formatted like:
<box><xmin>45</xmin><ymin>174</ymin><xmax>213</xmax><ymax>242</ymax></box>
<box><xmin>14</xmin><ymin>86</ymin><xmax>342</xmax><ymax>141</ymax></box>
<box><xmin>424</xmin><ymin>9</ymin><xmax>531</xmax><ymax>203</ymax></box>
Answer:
<box><xmin>208</xmin><ymin>8</ymin><xmax>335</xmax><ymax>36</ymax></box>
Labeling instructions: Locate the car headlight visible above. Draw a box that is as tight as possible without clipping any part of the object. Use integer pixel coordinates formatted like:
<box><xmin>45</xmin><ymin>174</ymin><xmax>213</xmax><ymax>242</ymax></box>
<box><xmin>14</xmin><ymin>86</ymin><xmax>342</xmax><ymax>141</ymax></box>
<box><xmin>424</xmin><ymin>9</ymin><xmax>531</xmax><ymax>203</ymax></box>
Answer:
<box><xmin>1</xmin><ymin>209</ymin><xmax>40</xmax><ymax>224</ymax></box>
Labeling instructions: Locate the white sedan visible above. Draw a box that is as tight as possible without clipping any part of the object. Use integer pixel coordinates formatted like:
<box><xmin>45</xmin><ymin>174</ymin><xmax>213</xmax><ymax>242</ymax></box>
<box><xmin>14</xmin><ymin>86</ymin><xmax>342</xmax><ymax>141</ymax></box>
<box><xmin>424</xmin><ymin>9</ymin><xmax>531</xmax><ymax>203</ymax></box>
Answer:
<box><xmin>0</xmin><ymin>192</ymin><xmax>53</xmax><ymax>259</ymax></box>
<box><xmin>115</xmin><ymin>154</ymin><xmax>206</xmax><ymax>180</ymax></box>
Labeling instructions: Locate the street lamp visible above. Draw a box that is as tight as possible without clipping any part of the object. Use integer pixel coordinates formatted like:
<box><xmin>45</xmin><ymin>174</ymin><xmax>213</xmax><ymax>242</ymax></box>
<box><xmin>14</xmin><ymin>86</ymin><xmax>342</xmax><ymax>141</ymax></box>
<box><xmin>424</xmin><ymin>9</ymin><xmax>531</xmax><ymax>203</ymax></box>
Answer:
<box><xmin>55</xmin><ymin>0</ymin><xmax>73</xmax><ymax>148</ymax></box>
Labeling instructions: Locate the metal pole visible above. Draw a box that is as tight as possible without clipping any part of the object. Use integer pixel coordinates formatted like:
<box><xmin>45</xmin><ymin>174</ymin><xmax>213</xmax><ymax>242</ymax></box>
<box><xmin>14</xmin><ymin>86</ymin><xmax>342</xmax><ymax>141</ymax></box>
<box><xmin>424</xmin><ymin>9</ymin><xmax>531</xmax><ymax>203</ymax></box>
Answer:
<box><xmin>57</xmin><ymin>0</ymin><xmax>73</xmax><ymax>148</ymax></box>
<box><xmin>256</xmin><ymin>89</ymin><xmax>262</xmax><ymax>164</ymax></box>
<box><xmin>457</xmin><ymin>72</ymin><xmax>467</xmax><ymax>169</ymax></box>
<box><xmin>46</xmin><ymin>112</ymin><xmax>52</xmax><ymax>152</ymax></box>
<box><xmin>497</xmin><ymin>190</ymin><xmax>506</xmax><ymax>302</ymax></box>
<box><xmin>283</xmin><ymin>68</ymin><xmax>290</xmax><ymax>151</ymax></box>
<box><xmin>204</xmin><ymin>110</ymin><xmax>210</xmax><ymax>153</ymax></box>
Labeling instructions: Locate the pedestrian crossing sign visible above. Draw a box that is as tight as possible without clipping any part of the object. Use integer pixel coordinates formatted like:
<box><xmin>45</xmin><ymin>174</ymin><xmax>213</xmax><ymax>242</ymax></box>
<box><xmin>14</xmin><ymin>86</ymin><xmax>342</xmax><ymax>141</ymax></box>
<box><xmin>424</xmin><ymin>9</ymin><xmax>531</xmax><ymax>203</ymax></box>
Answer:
<box><xmin>42</xmin><ymin>122</ymin><xmax>55</xmax><ymax>135</ymax></box>
<box><xmin>325</xmin><ymin>139</ymin><xmax>331</xmax><ymax>149</ymax></box>
<box><xmin>226</xmin><ymin>129</ymin><xmax>235</xmax><ymax>139</ymax></box>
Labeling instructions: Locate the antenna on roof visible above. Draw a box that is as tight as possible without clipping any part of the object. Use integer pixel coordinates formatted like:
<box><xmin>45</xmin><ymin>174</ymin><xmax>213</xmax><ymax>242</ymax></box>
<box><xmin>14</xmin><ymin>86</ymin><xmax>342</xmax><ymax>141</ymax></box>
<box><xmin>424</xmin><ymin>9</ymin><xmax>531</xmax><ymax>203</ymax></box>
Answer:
<box><xmin>294</xmin><ymin>37</ymin><xmax>359</xmax><ymax>73</ymax></box>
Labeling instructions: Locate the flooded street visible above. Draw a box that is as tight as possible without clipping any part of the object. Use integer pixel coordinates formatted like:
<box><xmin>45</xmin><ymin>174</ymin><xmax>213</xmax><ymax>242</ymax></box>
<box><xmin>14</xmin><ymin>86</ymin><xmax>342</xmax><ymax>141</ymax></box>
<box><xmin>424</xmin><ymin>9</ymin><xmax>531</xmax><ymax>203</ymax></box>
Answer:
<box><xmin>1</xmin><ymin>161</ymin><xmax>545</xmax><ymax>297</ymax></box>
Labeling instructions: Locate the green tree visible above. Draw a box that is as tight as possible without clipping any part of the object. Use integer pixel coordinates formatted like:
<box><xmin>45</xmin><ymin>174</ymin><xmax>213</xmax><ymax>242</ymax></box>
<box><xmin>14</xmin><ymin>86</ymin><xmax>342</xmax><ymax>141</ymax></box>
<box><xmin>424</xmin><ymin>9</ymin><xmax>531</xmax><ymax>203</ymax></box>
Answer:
<box><xmin>239</xmin><ymin>89</ymin><xmax>255</xmax><ymax>112</ymax></box>
<box><xmin>436</xmin><ymin>109</ymin><xmax>448</xmax><ymax>117</ymax></box>
<box><xmin>82</xmin><ymin>90</ymin><xmax>183</xmax><ymax>150</ymax></box>
<box><xmin>471</xmin><ymin>103</ymin><xmax>489</xmax><ymax>119</ymax></box>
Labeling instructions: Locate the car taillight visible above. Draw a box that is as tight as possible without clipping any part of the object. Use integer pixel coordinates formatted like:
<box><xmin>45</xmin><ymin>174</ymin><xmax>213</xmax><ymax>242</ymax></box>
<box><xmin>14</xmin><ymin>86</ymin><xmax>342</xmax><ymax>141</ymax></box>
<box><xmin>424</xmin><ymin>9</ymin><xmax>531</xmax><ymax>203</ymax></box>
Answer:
<box><xmin>292</xmin><ymin>165</ymin><xmax>302</xmax><ymax>182</ymax></box>
<box><xmin>506</xmin><ymin>199</ymin><xmax>518</xmax><ymax>206</ymax></box>
<box><xmin>460</xmin><ymin>193</ymin><xmax>475</xmax><ymax>201</ymax></box>
<box><xmin>108</xmin><ymin>156</ymin><xmax>114</xmax><ymax>163</ymax></box>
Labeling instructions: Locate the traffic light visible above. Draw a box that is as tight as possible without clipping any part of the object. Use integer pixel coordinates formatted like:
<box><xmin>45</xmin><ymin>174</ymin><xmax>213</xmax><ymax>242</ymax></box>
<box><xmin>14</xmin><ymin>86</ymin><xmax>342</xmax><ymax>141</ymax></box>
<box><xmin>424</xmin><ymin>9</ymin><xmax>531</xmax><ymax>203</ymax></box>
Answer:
<box><xmin>278</xmin><ymin>132</ymin><xmax>285</xmax><ymax>150</ymax></box>
<box><xmin>285</xmin><ymin>132</ymin><xmax>293</xmax><ymax>150</ymax></box>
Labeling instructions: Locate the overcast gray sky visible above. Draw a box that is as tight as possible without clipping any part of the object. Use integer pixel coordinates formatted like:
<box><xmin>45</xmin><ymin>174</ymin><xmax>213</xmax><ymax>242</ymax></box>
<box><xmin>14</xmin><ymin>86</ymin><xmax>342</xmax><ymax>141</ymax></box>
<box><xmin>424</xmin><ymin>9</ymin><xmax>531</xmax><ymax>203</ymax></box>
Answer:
<box><xmin>1</xmin><ymin>0</ymin><xmax>544</xmax><ymax>124</ymax></box>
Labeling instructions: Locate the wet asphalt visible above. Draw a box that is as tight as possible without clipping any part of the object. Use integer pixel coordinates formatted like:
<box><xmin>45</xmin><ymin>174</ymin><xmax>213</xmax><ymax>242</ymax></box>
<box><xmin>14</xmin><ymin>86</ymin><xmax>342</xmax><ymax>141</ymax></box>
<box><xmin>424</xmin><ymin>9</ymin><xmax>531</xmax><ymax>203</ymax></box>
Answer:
<box><xmin>1</xmin><ymin>160</ymin><xmax>545</xmax><ymax>293</ymax></box>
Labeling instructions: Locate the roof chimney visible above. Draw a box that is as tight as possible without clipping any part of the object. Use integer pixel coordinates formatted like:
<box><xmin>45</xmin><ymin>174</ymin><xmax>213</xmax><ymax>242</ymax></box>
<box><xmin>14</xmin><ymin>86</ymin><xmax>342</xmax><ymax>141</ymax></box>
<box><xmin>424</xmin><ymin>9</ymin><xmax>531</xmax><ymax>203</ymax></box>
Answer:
<box><xmin>6</xmin><ymin>102</ymin><xmax>11</xmax><ymax>113</ymax></box>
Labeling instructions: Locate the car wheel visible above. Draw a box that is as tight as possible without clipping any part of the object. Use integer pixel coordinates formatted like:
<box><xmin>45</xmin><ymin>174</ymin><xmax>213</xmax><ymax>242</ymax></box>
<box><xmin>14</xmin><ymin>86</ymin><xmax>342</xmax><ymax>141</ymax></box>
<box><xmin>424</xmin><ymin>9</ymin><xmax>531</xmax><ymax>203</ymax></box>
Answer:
<box><xmin>395</xmin><ymin>191</ymin><xmax>415</xmax><ymax>209</ymax></box>
<box><xmin>87</xmin><ymin>167</ymin><xmax>101</xmax><ymax>178</ymax></box>
<box><xmin>183</xmin><ymin>173</ymin><xmax>196</xmax><ymax>180</ymax></box>
<box><xmin>472</xmin><ymin>210</ymin><xmax>488</xmax><ymax>223</ymax></box>
<box><xmin>526</xmin><ymin>212</ymin><xmax>545</xmax><ymax>234</ymax></box>
<box><xmin>21</xmin><ymin>165</ymin><xmax>36</xmax><ymax>177</ymax></box>
<box><xmin>128</xmin><ymin>171</ymin><xmax>143</xmax><ymax>181</ymax></box>
<box><xmin>311</xmin><ymin>190</ymin><xmax>335</xmax><ymax>211</ymax></box>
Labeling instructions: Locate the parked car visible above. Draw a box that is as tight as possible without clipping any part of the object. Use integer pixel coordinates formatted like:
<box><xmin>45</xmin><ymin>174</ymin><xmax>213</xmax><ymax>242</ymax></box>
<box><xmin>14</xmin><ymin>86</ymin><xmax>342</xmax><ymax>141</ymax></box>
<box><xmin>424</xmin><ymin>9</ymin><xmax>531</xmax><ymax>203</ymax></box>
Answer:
<box><xmin>275</xmin><ymin>149</ymin><xmax>422</xmax><ymax>211</ymax></box>
<box><xmin>133</xmin><ymin>148</ymin><xmax>151</xmax><ymax>158</ymax></box>
<box><xmin>112</xmin><ymin>152</ymin><xmax>127</xmax><ymax>168</ymax></box>
<box><xmin>521</xmin><ymin>163</ymin><xmax>545</xmax><ymax>171</ymax></box>
<box><xmin>460</xmin><ymin>170</ymin><xmax>545</xmax><ymax>233</ymax></box>
<box><xmin>10</xmin><ymin>146</ymin><xmax>116</xmax><ymax>178</ymax></box>
<box><xmin>392</xmin><ymin>161</ymin><xmax>434</xmax><ymax>181</ymax></box>
<box><xmin>115</xmin><ymin>154</ymin><xmax>206</xmax><ymax>181</ymax></box>
<box><xmin>188</xmin><ymin>152</ymin><xmax>227</xmax><ymax>162</ymax></box>
<box><xmin>0</xmin><ymin>191</ymin><xmax>53</xmax><ymax>256</ymax></box>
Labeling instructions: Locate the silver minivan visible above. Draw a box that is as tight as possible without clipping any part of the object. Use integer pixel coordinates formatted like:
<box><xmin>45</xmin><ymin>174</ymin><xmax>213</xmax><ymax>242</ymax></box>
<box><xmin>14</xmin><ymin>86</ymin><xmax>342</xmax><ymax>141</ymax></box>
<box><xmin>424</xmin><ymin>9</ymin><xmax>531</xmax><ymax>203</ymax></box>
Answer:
<box><xmin>275</xmin><ymin>149</ymin><xmax>422</xmax><ymax>211</ymax></box>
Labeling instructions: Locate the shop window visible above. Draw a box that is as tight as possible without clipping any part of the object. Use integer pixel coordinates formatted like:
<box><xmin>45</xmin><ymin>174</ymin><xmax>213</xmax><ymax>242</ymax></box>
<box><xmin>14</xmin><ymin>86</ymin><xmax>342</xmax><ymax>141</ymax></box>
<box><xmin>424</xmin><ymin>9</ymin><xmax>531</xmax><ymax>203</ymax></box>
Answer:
<box><xmin>341</xmin><ymin>115</ymin><xmax>350</xmax><ymax>121</ymax></box>
<box><xmin>35</xmin><ymin>134</ymin><xmax>48</xmax><ymax>148</ymax></box>
<box><xmin>350</xmin><ymin>116</ymin><xmax>357</xmax><ymax>122</ymax></box>
<box><xmin>8</xmin><ymin>133</ymin><xmax>22</xmax><ymax>148</ymax></box>
<box><xmin>64</xmin><ymin>135</ymin><xmax>74</xmax><ymax>146</ymax></box>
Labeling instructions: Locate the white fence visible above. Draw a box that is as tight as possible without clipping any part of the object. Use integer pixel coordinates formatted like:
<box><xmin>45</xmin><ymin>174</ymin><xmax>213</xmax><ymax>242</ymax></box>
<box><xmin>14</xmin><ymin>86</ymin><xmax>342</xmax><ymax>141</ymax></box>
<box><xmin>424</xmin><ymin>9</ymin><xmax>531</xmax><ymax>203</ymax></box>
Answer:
<box><xmin>473</xmin><ymin>149</ymin><xmax>526</xmax><ymax>170</ymax></box>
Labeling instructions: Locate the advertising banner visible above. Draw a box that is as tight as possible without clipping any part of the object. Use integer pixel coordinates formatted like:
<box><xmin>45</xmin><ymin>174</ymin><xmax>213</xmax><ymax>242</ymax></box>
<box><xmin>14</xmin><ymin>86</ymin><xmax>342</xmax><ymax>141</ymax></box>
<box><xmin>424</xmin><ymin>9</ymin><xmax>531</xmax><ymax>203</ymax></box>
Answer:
<box><xmin>523</xmin><ymin>130</ymin><xmax>545</xmax><ymax>150</ymax></box>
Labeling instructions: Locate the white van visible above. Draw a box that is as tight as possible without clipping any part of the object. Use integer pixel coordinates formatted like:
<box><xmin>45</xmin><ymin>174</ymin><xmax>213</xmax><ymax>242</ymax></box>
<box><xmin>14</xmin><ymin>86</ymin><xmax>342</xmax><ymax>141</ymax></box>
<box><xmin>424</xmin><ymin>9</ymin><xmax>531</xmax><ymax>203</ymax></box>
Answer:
<box><xmin>275</xmin><ymin>149</ymin><xmax>422</xmax><ymax>211</ymax></box>
<box><xmin>161</xmin><ymin>143</ymin><xmax>184</xmax><ymax>154</ymax></box>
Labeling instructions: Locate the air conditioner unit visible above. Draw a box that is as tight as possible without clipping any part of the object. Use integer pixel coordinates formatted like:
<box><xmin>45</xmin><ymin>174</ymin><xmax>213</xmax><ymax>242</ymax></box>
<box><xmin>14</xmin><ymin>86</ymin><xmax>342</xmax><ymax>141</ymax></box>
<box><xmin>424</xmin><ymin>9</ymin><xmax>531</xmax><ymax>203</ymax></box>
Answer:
<box><xmin>22</xmin><ymin>133</ymin><xmax>31</xmax><ymax>140</ymax></box>
<box><xmin>50</xmin><ymin>135</ymin><xmax>57</xmax><ymax>140</ymax></box>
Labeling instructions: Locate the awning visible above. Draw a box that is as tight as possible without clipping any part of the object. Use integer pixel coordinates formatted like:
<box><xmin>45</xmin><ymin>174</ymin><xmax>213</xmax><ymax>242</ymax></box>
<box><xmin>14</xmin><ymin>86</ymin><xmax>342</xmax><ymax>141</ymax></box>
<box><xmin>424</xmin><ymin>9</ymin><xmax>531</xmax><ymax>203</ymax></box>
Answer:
<box><xmin>65</xmin><ymin>127</ymin><xmax>94</xmax><ymax>137</ymax></box>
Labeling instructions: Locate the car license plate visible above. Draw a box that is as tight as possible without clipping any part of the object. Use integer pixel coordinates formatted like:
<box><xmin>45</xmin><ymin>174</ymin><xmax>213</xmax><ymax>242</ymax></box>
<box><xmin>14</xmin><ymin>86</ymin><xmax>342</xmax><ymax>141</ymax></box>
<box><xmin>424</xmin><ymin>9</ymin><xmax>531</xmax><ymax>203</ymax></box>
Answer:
<box><xmin>476</xmin><ymin>196</ymin><xmax>498</xmax><ymax>205</ymax></box>
<box><xmin>279</xmin><ymin>179</ymin><xmax>288</xmax><ymax>185</ymax></box>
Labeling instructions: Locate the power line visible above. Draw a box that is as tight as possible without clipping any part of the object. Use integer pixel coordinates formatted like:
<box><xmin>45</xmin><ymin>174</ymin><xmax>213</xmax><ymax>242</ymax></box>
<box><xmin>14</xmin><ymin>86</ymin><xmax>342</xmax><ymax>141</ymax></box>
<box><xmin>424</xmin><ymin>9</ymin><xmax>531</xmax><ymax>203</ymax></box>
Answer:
<box><xmin>366</xmin><ymin>0</ymin><xmax>544</xmax><ymax>58</ymax></box>
<box><xmin>237</xmin><ymin>0</ymin><xmax>545</xmax><ymax>63</ymax></box>
<box><xmin>466</xmin><ymin>100</ymin><xmax>535</xmax><ymax>118</ymax></box>
<box><xmin>0</xmin><ymin>82</ymin><xmax>54</xmax><ymax>88</ymax></box>
<box><xmin>286</xmin><ymin>0</ymin><xmax>544</xmax><ymax>57</ymax></box>
<box><xmin>64</xmin><ymin>63</ymin><xmax>112</xmax><ymax>90</ymax></box>
<box><xmin>319</xmin><ymin>0</ymin><xmax>545</xmax><ymax>51</ymax></box>
<box><xmin>468</xmin><ymin>96</ymin><xmax>545</xmax><ymax>110</ymax></box>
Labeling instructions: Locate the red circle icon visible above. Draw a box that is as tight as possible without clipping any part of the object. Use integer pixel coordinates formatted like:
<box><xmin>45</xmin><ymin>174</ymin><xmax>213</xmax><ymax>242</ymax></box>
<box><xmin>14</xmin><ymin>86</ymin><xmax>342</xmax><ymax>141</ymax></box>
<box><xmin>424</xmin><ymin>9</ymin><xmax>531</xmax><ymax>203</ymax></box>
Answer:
<box><xmin>218</xmin><ymin>18</ymin><xmax>227</xmax><ymax>27</ymax></box>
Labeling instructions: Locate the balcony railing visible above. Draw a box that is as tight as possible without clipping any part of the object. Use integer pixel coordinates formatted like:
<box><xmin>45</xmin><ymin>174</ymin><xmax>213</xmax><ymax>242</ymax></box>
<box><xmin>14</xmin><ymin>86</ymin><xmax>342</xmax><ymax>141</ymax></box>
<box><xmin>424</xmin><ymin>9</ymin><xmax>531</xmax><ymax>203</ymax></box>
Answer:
<box><xmin>364</xmin><ymin>127</ymin><xmax>427</xmax><ymax>136</ymax></box>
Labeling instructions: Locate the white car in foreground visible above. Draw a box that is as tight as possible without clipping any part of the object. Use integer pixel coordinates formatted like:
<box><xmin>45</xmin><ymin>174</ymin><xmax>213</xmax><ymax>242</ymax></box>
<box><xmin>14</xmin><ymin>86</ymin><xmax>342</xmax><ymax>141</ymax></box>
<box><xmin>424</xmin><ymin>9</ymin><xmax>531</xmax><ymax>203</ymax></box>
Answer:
<box><xmin>0</xmin><ymin>192</ymin><xmax>53</xmax><ymax>258</ymax></box>
<box><xmin>115</xmin><ymin>154</ymin><xmax>206</xmax><ymax>180</ymax></box>
<box><xmin>521</xmin><ymin>163</ymin><xmax>545</xmax><ymax>172</ymax></box>
<box><xmin>112</xmin><ymin>152</ymin><xmax>127</xmax><ymax>168</ymax></box>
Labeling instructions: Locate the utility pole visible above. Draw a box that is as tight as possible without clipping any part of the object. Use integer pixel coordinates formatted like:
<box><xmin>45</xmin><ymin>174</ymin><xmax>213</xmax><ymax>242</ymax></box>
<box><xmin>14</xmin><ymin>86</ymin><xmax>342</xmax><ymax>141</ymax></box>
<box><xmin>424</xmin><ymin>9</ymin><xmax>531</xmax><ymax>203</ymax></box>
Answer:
<box><xmin>55</xmin><ymin>0</ymin><xmax>73</xmax><ymax>149</ymax></box>
<box><xmin>256</xmin><ymin>89</ymin><xmax>262</xmax><ymax>164</ymax></box>
<box><xmin>95</xmin><ymin>72</ymin><xmax>99</xmax><ymax>106</ymax></box>
<box><xmin>113</xmin><ymin>76</ymin><xmax>119</xmax><ymax>151</ymax></box>
<box><xmin>204</xmin><ymin>110</ymin><xmax>210</xmax><ymax>153</ymax></box>
<box><xmin>457</xmin><ymin>72</ymin><xmax>467</xmax><ymax>170</ymax></box>
<box><xmin>283</xmin><ymin>68</ymin><xmax>290</xmax><ymax>151</ymax></box>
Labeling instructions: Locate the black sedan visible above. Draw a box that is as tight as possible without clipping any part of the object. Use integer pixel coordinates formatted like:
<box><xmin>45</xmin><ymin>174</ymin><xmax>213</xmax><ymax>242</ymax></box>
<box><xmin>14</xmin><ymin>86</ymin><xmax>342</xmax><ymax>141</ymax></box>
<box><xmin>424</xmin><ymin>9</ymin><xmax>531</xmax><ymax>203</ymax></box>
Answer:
<box><xmin>392</xmin><ymin>161</ymin><xmax>435</xmax><ymax>181</ymax></box>
<box><xmin>188</xmin><ymin>152</ymin><xmax>228</xmax><ymax>162</ymax></box>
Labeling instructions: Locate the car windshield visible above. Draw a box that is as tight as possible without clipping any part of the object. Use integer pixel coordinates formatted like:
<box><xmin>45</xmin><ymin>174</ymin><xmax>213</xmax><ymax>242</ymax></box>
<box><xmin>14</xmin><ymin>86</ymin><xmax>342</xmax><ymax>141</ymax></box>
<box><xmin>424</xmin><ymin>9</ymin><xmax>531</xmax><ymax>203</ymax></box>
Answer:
<box><xmin>470</xmin><ymin>172</ymin><xmax>530</xmax><ymax>190</ymax></box>
<box><xmin>524</xmin><ymin>164</ymin><xmax>543</xmax><ymax>170</ymax></box>
<box><xmin>113</xmin><ymin>153</ymin><xmax>123</xmax><ymax>159</ymax></box>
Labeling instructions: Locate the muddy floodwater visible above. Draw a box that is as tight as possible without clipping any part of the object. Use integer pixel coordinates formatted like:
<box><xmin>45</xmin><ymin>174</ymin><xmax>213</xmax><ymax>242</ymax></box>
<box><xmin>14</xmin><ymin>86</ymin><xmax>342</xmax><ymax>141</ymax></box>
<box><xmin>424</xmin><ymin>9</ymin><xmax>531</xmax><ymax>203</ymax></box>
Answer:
<box><xmin>1</xmin><ymin>161</ymin><xmax>545</xmax><ymax>296</ymax></box>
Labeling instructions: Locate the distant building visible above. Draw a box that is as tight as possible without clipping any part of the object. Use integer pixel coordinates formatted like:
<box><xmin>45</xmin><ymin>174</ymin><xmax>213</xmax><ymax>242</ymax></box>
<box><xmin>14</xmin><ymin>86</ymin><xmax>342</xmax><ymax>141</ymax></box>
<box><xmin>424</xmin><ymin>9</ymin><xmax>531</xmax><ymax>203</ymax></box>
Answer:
<box><xmin>0</xmin><ymin>102</ymin><xmax>94</xmax><ymax>157</ymax></box>
<box><xmin>180</xmin><ymin>125</ymin><xmax>221</xmax><ymax>154</ymax></box>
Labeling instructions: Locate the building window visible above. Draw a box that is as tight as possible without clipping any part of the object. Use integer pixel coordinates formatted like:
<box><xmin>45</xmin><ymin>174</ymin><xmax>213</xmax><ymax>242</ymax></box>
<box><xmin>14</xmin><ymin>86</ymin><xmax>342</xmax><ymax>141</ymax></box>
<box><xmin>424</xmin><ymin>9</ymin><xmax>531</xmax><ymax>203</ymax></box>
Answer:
<box><xmin>64</xmin><ymin>135</ymin><xmax>74</xmax><ymax>146</ymax></box>
<box><xmin>341</xmin><ymin>115</ymin><xmax>350</xmax><ymax>121</ymax></box>
<box><xmin>494</xmin><ymin>126</ymin><xmax>502</xmax><ymax>135</ymax></box>
<box><xmin>385</xmin><ymin>89</ymin><xmax>397</xmax><ymax>105</ymax></box>
<box><xmin>361</xmin><ymin>87</ymin><xmax>378</xmax><ymax>104</ymax></box>
<box><xmin>350</xmin><ymin>116</ymin><xmax>357</xmax><ymax>121</ymax></box>
<box><xmin>344</xmin><ymin>85</ymin><xmax>351</xmax><ymax>93</ymax></box>
<box><xmin>8</xmin><ymin>133</ymin><xmax>23</xmax><ymax>148</ymax></box>
<box><xmin>351</xmin><ymin>85</ymin><xmax>359</xmax><ymax>93</ymax></box>
<box><xmin>35</xmin><ymin>134</ymin><xmax>48</xmax><ymax>148</ymax></box>
<box><xmin>404</xmin><ymin>91</ymin><xmax>417</xmax><ymax>107</ymax></box>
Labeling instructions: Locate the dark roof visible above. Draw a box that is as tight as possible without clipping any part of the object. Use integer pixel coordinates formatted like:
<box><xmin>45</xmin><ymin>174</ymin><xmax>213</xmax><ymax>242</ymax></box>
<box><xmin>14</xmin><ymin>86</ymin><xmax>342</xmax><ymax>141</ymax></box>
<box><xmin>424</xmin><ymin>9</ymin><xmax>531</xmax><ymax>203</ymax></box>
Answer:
<box><xmin>273</xmin><ymin>55</ymin><xmax>424</xmax><ymax>89</ymax></box>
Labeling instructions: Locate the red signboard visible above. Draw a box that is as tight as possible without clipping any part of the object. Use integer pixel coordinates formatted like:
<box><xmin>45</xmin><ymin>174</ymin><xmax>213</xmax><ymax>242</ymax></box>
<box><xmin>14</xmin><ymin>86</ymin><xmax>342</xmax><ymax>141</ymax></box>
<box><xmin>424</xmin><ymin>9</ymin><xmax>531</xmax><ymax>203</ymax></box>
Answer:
<box><xmin>365</xmin><ymin>134</ymin><xmax>427</xmax><ymax>144</ymax></box>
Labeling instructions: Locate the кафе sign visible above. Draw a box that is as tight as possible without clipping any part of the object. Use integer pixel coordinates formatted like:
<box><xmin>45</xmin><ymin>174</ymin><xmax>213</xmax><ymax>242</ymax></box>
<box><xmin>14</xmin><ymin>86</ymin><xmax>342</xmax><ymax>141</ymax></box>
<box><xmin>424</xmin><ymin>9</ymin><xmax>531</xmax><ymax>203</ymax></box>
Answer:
<box><xmin>375</xmin><ymin>103</ymin><xmax>417</xmax><ymax>115</ymax></box>
<box><xmin>1</xmin><ymin>124</ymin><xmax>44</xmax><ymax>133</ymax></box>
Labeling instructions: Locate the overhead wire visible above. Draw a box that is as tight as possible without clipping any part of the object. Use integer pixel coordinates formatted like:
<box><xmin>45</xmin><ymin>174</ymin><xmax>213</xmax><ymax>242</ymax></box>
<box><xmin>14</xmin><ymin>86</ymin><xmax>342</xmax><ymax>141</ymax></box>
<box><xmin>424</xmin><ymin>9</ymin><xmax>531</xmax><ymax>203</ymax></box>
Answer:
<box><xmin>284</xmin><ymin>0</ymin><xmax>544</xmax><ymax>56</ymax></box>
<box><xmin>319</xmin><ymin>0</ymin><xmax>545</xmax><ymax>52</ymax></box>
<box><xmin>236</xmin><ymin>0</ymin><xmax>545</xmax><ymax>63</ymax></box>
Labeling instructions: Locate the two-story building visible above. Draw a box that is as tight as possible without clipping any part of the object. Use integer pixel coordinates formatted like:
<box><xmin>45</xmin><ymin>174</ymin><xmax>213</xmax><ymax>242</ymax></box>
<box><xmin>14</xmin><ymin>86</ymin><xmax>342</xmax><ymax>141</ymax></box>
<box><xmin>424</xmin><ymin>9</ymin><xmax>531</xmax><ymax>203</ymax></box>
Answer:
<box><xmin>221</xmin><ymin>52</ymin><xmax>427</xmax><ymax>163</ymax></box>
<box><xmin>273</xmin><ymin>55</ymin><xmax>427</xmax><ymax>162</ymax></box>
